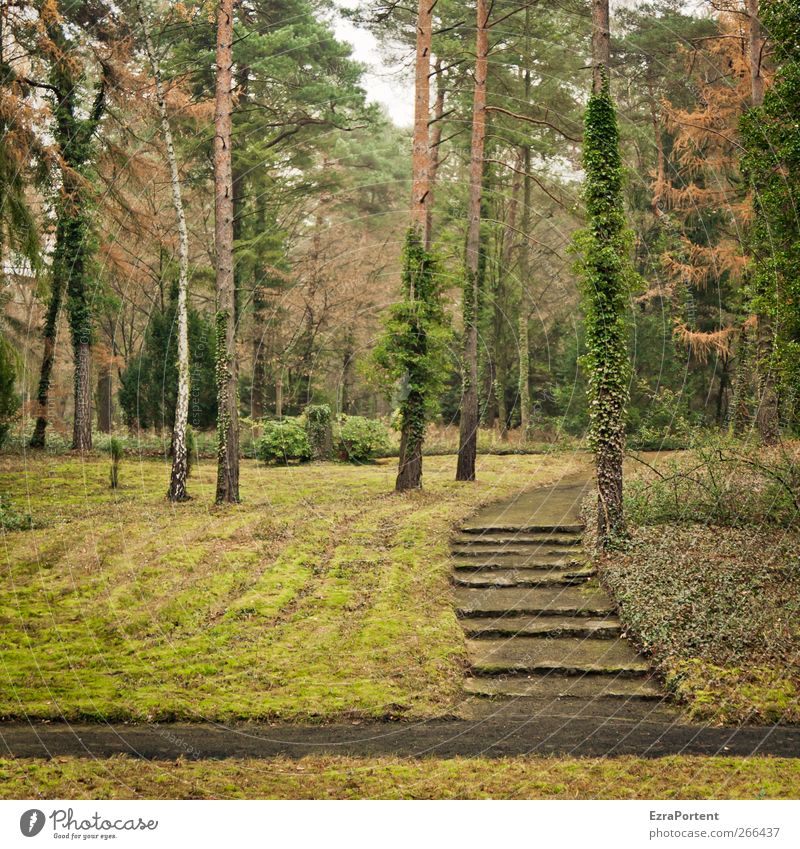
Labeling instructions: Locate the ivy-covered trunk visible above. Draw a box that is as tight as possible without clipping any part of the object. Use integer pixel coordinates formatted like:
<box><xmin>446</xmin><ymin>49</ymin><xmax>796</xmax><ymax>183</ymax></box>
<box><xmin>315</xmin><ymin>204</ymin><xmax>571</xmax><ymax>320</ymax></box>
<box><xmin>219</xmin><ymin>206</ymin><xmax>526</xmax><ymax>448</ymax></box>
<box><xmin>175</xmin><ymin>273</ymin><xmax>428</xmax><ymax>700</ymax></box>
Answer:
<box><xmin>29</xmin><ymin>225</ymin><xmax>66</xmax><ymax>448</ymax></box>
<box><xmin>213</xmin><ymin>0</ymin><xmax>240</xmax><ymax>504</ymax></box>
<box><xmin>456</xmin><ymin>0</ymin><xmax>489</xmax><ymax>482</ymax></box>
<box><xmin>582</xmin><ymin>0</ymin><xmax>630</xmax><ymax>545</ymax></box>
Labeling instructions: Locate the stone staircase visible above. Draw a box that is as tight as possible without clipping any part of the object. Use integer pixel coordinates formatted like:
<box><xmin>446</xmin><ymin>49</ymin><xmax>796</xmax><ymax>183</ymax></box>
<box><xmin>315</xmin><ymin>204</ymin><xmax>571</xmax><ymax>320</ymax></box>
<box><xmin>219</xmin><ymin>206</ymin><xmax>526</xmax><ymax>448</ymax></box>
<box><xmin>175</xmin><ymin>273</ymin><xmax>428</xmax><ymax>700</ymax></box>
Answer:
<box><xmin>453</xmin><ymin>481</ymin><xmax>662</xmax><ymax>704</ymax></box>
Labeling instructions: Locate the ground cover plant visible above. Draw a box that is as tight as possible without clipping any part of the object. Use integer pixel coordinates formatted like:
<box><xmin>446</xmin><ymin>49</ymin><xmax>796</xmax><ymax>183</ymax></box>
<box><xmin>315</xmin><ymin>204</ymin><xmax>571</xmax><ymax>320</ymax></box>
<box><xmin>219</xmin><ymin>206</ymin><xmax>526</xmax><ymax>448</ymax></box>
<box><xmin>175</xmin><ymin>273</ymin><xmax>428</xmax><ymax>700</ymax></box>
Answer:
<box><xmin>594</xmin><ymin>443</ymin><xmax>800</xmax><ymax>724</ymax></box>
<box><xmin>0</xmin><ymin>452</ymin><xmax>587</xmax><ymax>722</ymax></box>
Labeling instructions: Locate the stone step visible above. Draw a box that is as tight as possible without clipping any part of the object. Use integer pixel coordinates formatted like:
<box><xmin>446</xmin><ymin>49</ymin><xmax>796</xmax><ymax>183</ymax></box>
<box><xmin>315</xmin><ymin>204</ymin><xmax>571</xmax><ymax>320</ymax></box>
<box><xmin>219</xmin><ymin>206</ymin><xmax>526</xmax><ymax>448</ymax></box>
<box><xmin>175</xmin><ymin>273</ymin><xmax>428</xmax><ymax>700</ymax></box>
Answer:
<box><xmin>453</xmin><ymin>552</ymin><xmax>587</xmax><ymax>570</ymax></box>
<box><xmin>463</xmin><ymin>674</ymin><xmax>662</xmax><ymax>700</ymax></box>
<box><xmin>451</xmin><ymin>544</ymin><xmax>583</xmax><ymax>558</ymax></box>
<box><xmin>455</xmin><ymin>585</ymin><xmax>615</xmax><ymax>618</ymax></box>
<box><xmin>462</xmin><ymin>614</ymin><xmax>620</xmax><ymax>639</ymax></box>
<box><xmin>452</xmin><ymin>533</ymin><xmax>583</xmax><ymax>547</ymax></box>
<box><xmin>453</xmin><ymin>567</ymin><xmax>595</xmax><ymax>589</ymax></box>
<box><xmin>461</xmin><ymin>523</ymin><xmax>584</xmax><ymax>535</ymax></box>
<box><xmin>468</xmin><ymin>636</ymin><xmax>651</xmax><ymax>677</ymax></box>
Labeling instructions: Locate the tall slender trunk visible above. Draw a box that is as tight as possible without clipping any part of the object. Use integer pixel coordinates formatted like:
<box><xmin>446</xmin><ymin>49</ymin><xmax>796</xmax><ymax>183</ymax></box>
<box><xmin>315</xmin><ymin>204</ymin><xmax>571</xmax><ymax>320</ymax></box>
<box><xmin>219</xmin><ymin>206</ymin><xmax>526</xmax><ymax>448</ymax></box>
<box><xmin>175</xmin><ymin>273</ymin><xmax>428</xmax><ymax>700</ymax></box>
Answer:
<box><xmin>518</xmin><ymin>21</ymin><xmax>532</xmax><ymax>437</ymax></box>
<box><xmin>591</xmin><ymin>0</ymin><xmax>610</xmax><ymax>94</ymax></box>
<box><xmin>214</xmin><ymin>0</ymin><xmax>239</xmax><ymax>503</ymax></box>
<box><xmin>396</xmin><ymin>2</ymin><xmax>434</xmax><ymax>492</ymax></box>
<box><xmin>456</xmin><ymin>0</ymin><xmax>489</xmax><ymax>482</ymax></box>
<box><xmin>518</xmin><ymin>144</ymin><xmax>531</xmax><ymax>435</ymax></box>
<box><xmin>588</xmin><ymin>0</ymin><xmax>626</xmax><ymax>542</ymax></box>
<box><xmin>72</xmin><ymin>341</ymin><xmax>92</xmax><ymax>450</ymax></box>
<box><xmin>426</xmin><ymin>58</ymin><xmax>446</xmax><ymax>243</ymax></box>
<box><xmin>411</xmin><ymin>0</ymin><xmax>432</xmax><ymax>249</ymax></box>
<box><xmin>748</xmin><ymin>0</ymin><xmax>778</xmax><ymax>443</ymax></box>
<box><xmin>29</xmin><ymin>226</ymin><xmax>66</xmax><ymax>447</ymax></box>
<box><xmin>137</xmin><ymin>0</ymin><xmax>192</xmax><ymax>501</ymax></box>
<box><xmin>97</xmin><ymin>362</ymin><xmax>112</xmax><ymax>432</ymax></box>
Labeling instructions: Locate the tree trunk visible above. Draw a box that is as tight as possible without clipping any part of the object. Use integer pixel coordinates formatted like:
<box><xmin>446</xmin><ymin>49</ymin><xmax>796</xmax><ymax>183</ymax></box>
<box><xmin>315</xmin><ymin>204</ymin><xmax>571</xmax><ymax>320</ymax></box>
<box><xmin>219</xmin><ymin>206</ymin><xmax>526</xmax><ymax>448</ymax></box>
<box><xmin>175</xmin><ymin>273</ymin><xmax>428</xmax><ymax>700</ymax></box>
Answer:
<box><xmin>214</xmin><ymin>0</ymin><xmax>240</xmax><ymax>503</ymax></box>
<box><xmin>749</xmin><ymin>0</ymin><xmax>765</xmax><ymax>107</ymax></box>
<box><xmin>456</xmin><ymin>0</ymin><xmax>489</xmax><ymax>482</ymax></box>
<box><xmin>411</xmin><ymin>0</ymin><xmax>432</xmax><ymax>249</ymax></box>
<box><xmin>591</xmin><ymin>0</ymin><xmax>610</xmax><ymax>94</ymax></box>
<box><xmin>275</xmin><ymin>371</ymin><xmax>283</xmax><ymax>419</ymax></box>
<box><xmin>137</xmin><ymin>0</ymin><xmax>192</xmax><ymax>501</ymax></box>
<box><xmin>97</xmin><ymin>364</ymin><xmax>112</xmax><ymax>433</ymax></box>
<box><xmin>730</xmin><ymin>322</ymin><xmax>753</xmax><ymax>434</ymax></box>
<box><xmin>518</xmin><ymin>47</ymin><xmax>532</xmax><ymax>437</ymax></box>
<box><xmin>427</xmin><ymin>58</ymin><xmax>446</xmax><ymax>243</ymax></box>
<box><xmin>747</xmin><ymin>0</ymin><xmax>778</xmax><ymax>443</ymax></box>
<box><xmin>588</xmin><ymin>0</ymin><xmax>627</xmax><ymax>543</ymax></box>
<box><xmin>72</xmin><ymin>341</ymin><xmax>92</xmax><ymax>451</ymax></box>
<box><xmin>29</xmin><ymin>255</ymin><xmax>65</xmax><ymax>448</ymax></box>
<box><xmin>395</xmin><ymin>1</ymin><xmax>434</xmax><ymax>491</ymax></box>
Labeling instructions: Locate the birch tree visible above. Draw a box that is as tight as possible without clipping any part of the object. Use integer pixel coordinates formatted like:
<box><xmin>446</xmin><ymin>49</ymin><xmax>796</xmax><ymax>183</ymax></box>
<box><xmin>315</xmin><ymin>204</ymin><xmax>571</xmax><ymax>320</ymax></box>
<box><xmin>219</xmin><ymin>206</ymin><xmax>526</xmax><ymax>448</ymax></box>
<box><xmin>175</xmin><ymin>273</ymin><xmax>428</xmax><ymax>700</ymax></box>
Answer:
<box><xmin>136</xmin><ymin>0</ymin><xmax>191</xmax><ymax>501</ymax></box>
<box><xmin>214</xmin><ymin>0</ymin><xmax>239</xmax><ymax>503</ymax></box>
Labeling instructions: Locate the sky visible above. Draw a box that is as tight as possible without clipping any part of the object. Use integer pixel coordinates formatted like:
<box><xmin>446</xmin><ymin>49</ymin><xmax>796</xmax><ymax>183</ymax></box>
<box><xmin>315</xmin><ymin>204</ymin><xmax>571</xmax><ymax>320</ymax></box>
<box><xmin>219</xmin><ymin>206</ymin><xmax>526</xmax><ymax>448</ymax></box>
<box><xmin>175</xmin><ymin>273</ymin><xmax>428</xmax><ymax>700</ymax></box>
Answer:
<box><xmin>331</xmin><ymin>1</ymin><xmax>710</xmax><ymax>128</ymax></box>
<box><xmin>332</xmin><ymin>4</ymin><xmax>415</xmax><ymax>127</ymax></box>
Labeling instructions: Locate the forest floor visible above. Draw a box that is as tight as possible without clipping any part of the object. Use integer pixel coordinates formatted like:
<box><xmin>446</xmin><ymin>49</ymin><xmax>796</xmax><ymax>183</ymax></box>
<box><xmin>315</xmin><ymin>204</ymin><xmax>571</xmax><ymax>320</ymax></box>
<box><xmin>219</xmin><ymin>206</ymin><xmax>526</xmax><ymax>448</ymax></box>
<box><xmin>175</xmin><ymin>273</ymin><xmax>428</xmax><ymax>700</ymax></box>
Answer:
<box><xmin>0</xmin><ymin>450</ymin><xmax>589</xmax><ymax>722</ymax></box>
<box><xmin>597</xmin><ymin>449</ymin><xmax>800</xmax><ymax>726</ymax></box>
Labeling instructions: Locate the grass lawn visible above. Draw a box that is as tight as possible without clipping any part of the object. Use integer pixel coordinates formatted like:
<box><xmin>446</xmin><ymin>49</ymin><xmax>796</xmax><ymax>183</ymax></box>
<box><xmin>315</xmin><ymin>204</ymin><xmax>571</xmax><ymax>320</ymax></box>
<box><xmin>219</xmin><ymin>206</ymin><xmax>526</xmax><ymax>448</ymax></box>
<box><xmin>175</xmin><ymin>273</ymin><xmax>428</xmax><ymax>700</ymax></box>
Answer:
<box><xmin>0</xmin><ymin>451</ymin><xmax>588</xmax><ymax>723</ymax></box>
<box><xmin>0</xmin><ymin>755</ymin><xmax>797</xmax><ymax>799</ymax></box>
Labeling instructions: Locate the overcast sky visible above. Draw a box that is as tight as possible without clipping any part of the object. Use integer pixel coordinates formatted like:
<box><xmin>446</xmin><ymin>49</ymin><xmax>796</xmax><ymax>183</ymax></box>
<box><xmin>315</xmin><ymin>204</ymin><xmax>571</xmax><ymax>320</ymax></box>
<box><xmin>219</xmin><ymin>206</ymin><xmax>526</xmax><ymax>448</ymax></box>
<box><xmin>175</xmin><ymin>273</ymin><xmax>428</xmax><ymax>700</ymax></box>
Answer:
<box><xmin>331</xmin><ymin>1</ymin><xmax>710</xmax><ymax>128</ymax></box>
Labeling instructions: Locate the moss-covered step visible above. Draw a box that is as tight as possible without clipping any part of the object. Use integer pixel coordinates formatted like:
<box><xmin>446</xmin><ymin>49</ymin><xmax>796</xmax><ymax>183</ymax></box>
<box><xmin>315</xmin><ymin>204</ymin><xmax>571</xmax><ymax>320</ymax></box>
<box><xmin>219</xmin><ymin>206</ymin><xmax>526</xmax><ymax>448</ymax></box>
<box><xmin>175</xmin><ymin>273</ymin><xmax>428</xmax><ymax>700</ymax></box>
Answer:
<box><xmin>460</xmin><ymin>523</ymin><xmax>584</xmax><ymax>535</ymax></box>
<box><xmin>451</xmin><ymin>544</ymin><xmax>583</xmax><ymax>558</ymax></box>
<box><xmin>455</xmin><ymin>585</ymin><xmax>615</xmax><ymax>618</ymax></box>
<box><xmin>467</xmin><ymin>636</ymin><xmax>651</xmax><ymax>677</ymax></box>
<box><xmin>461</xmin><ymin>614</ymin><xmax>620</xmax><ymax>639</ymax></box>
<box><xmin>452</xmin><ymin>532</ymin><xmax>583</xmax><ymax>547</ymax></box>
<box><xmin>463</xmin><ymin>673</ymin><xmax>662</xmax><ymax>700</ymax></box>
<box><xmin>452</xmin><ymin>552</ymin><xmax>587</xmax><ymax>570</ymax></box>
<box><xmin>453</xmin><ymin>567</ymin><xmax>596</xmax><ymax>589</ymax></box>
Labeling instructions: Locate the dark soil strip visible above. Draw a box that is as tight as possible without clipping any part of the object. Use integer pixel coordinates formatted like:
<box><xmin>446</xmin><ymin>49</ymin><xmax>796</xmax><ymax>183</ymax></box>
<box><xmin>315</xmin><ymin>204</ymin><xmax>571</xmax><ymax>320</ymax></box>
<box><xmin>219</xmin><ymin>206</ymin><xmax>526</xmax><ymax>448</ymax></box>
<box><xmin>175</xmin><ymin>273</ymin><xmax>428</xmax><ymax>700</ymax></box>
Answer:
<box><xmin>1</xmin><ymin>708</ymin><xmax>798</xmax><ymax>760</ymax></box>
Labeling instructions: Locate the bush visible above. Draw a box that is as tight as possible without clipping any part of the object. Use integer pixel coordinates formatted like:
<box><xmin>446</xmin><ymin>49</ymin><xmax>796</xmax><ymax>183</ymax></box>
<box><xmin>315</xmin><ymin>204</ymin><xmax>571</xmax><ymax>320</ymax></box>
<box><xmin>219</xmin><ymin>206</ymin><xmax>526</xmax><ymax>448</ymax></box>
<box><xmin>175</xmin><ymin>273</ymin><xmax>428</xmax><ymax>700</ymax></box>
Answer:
<box><xmin>0</xmin><ymin>495</ymin><xmax>32</xmax><ymax>531</ymax></box>
<box><xmin>305</xmin><ymin>404</ymin><xmax>333</xmax><ymax>460</ymax></box>
<box><xmin>627</xmin><ymin>384</ymin><xmax>693</xmax><ymax>451</ymax></box>
<box><xmin>337</xmin><ymin>416</ymin><xmax>390</xmax><ymax>463</ymax></box>
<box><xmin>0</xmin><ymin>335</ymin><xmax>19</xmax><ymax>447</ymax></box>
<box><xmin>624</xmin><ymin>436</ymin><xmax>800</xmax><ymax>527</ymax></box>
<box><xmin>257</xmin><ymin>419</ymin><xmax>311</xmax><ymax>464</ymax></box>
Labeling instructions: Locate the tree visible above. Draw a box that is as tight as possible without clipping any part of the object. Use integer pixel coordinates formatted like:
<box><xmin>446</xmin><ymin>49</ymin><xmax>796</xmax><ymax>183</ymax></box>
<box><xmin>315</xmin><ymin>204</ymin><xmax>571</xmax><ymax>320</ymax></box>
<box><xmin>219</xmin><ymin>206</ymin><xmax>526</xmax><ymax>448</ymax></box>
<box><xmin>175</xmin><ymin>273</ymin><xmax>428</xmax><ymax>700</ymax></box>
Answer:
<box><xmin>456</xmin><ymin>0</ymin><xmax>489</xmax><ymax>482</ymax></box>
<box><xmin>741</xmin><ymin>0</ymin><xmax>800</xmax><ymax>435</ymax></box>
<box><xmin>136</xmin><ymin>0</ymin><xmax>191</xmax><ymax>500</ymax></box>
<box><xmin>26</xmin><ymin>1</ymin><xmax>112</xmax><ymax>450</ymax></box>
<box><xmin>214</xmin><ymin>0</ymin><xmax>239</xmax><ymax>504</ymax></box>
<box><xmin>0</xmin><ymin>333</ymin><xmax>19</xmax><ymax>447</ymax></box>
<box><xmin>411</xmin><ymin>0</ymin><xmax>433</xmax><ymax>248</ymax></box>
<box><xmin>374</xmin><ymin>230</ymin><xmax>449</xmax><ymax>491</ymax></box>
<box><xmin>118</xmin><ymin>287</ymin><xmax>216</xmax><ymax>434</ymax></box>
<box><xmin>579</xmin><ymin>0</ymin><xmax>632</xmax><ymax>543</ymax></box>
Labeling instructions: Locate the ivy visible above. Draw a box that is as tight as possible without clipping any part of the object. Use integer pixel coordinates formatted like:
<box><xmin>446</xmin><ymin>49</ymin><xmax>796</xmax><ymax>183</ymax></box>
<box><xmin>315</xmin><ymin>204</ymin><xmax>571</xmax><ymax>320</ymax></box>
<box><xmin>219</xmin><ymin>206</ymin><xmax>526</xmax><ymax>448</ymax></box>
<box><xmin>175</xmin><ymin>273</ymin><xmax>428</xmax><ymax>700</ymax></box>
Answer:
<box><xmin>574</xmin><ymin>75</ymin><xmax>634</xmax><ymax>543</ymax></box>
<box><xmin>740</xmin><ymin>0</ymin><xmax>800</xmax><ymax>424</ymax></box>
<box><xmin>372</xmin><ymin>227</ymin><xmax>451</xmax><ymax>489</ymax></box>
